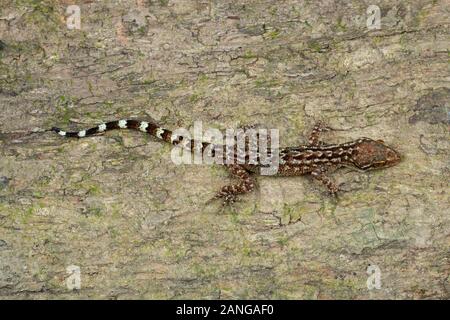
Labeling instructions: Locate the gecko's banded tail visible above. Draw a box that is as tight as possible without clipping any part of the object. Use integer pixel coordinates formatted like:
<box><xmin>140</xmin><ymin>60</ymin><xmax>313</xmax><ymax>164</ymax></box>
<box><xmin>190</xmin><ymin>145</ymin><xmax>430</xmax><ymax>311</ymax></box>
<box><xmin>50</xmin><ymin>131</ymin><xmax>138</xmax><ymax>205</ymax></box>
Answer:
<box><xmin>51</xmin><ymin>119</ymin><xmax>211</xmax><ymax>152</ymax></box>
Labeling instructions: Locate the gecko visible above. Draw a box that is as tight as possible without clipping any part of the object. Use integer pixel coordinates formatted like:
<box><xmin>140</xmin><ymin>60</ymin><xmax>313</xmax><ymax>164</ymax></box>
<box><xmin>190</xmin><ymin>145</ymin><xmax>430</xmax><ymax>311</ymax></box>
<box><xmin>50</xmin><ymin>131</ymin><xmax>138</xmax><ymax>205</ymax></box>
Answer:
<box><xmin>51</xmin><ymin>119</ymin><xmax>401</xmax><ymax>203</ymax></box>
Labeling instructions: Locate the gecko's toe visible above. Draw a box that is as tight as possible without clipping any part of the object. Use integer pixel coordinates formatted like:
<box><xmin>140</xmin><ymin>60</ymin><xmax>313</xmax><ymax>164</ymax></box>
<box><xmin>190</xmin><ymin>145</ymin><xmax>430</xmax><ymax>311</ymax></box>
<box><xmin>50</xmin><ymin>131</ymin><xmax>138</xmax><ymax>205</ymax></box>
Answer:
<box><xmin>329</xmin><ymin>188</ymin><xmax>340</xmax><ymax>199</ymax></box>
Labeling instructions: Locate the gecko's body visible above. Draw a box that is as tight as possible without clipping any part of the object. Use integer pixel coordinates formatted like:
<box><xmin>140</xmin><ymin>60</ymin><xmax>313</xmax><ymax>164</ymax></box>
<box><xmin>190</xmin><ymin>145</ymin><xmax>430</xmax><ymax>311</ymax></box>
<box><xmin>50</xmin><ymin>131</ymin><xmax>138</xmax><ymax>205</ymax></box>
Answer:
<box><xmin>52</xmin><ymin>119</ymin><xmax>401</xmax><ymax>203</ymax></box>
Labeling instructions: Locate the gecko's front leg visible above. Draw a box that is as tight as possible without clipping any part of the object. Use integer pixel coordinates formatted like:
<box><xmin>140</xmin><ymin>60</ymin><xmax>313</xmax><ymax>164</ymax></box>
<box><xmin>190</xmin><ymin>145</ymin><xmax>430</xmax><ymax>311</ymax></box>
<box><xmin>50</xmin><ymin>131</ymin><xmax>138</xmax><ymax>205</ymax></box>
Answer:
<box><xmin>308</xmin><ymin>121</ymin><xmax>331</xmax><ymax>146</ymax></box>
<box><xmin>215</xmin><ymin>164</ymin><xmax>256</xmax><ymax>204</ymax></box>
<box><xmin>311</xmin><ymin>166</ymin><xmax>339</xmax><ymax>196</ymax></box>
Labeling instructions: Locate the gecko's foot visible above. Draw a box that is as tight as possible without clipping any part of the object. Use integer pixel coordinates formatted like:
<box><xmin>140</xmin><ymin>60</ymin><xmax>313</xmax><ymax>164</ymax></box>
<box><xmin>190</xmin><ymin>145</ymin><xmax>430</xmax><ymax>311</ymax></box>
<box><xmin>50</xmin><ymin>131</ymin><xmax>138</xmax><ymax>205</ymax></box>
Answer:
<box><xmin>218</xmin><ymin>193</ymin><xmax>240</xmax><ymax>206</ymax></box>
<box><xmin>206</xmin><ymin>192</ymin><xmax>241</xmax><ymax>207</ymax></box>
<box><xmin>328</xmin><ymin>186</ymin><xmax>340</xmax><ymax>200</ymax></box>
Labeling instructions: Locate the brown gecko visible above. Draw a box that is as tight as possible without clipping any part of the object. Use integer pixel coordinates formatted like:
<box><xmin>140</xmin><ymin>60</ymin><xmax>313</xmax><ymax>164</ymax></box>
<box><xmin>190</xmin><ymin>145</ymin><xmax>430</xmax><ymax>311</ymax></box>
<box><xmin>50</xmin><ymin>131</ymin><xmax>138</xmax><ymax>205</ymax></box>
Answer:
<box><xmin>51</xmin><ymin>120</ymin><xmax>401</xmax><ymax>203</ymax></box>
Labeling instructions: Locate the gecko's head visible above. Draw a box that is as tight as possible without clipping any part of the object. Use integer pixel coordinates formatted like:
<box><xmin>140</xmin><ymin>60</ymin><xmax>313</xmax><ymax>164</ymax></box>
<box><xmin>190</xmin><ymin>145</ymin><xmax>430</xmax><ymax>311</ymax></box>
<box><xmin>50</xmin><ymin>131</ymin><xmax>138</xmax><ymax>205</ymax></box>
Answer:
<box><xmin>351</xmin><ymin>138</ymin><xmax>401</xmax><ymax>170</ymax></box>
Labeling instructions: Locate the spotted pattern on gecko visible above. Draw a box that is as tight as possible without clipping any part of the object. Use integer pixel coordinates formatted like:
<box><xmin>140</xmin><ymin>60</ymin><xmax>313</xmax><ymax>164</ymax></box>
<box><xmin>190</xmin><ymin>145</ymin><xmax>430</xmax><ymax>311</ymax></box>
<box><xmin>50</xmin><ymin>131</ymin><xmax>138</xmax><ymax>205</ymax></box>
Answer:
<box><xmin>51</xmin><ymin>120</ymin><xmax>401</xmax><ymax>203</ymax></box>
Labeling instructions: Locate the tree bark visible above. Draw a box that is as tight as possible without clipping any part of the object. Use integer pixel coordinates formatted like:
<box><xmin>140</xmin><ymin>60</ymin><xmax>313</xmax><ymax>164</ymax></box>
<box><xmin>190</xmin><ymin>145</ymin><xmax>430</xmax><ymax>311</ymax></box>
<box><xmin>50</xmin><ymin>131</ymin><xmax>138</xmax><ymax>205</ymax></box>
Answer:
<box><xmin>0</xmin><ymin>0</ymin><xmax>448</xmax><ymax>299</ymax></box>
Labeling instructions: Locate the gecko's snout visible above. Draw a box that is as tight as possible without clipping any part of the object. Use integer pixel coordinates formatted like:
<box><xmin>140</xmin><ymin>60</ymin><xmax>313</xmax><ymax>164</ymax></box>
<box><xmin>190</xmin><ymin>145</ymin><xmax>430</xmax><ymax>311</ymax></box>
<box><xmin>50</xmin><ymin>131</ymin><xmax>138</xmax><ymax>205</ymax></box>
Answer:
<box><xmin>386</xmin><ymin>148</ymin><xmax>401</xmax><ymax>165</ymax></box>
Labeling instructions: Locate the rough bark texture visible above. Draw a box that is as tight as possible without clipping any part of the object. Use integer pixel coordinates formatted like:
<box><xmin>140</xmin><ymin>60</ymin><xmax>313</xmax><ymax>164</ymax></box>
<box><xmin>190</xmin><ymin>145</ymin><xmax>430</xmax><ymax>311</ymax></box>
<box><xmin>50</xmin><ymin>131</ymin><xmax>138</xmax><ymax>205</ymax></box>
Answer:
<box><xmin>0</xmin><ymin>0</ymin><xmax>449</xmax><ymax>299</ymax></box>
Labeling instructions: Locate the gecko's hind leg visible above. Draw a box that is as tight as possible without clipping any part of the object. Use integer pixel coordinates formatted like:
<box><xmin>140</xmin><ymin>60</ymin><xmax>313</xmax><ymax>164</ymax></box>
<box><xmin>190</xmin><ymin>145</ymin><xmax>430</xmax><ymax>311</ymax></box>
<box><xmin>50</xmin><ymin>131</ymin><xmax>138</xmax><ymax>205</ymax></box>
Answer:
<box><xmin>213</xmin><ymin>164</ymin><xmax>256</xmax><ymax>205</ymax></box>
<box><xmin>308</xmin><ymin>121</ymin><xmax>331</xmax><ymax>146</ymax></box>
